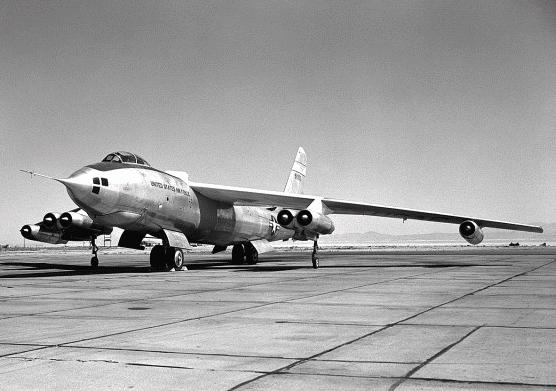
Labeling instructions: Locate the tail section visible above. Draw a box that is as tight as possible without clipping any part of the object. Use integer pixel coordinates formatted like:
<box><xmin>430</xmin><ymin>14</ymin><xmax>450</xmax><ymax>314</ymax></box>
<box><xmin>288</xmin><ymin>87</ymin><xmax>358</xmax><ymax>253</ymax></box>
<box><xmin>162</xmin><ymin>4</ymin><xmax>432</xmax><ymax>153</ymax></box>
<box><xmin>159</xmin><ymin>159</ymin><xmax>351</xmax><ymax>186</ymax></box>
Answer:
<box><xmin>284</xmin><ymin>147</ymin><xmax>307</xmax><ymax>194</ymax></box>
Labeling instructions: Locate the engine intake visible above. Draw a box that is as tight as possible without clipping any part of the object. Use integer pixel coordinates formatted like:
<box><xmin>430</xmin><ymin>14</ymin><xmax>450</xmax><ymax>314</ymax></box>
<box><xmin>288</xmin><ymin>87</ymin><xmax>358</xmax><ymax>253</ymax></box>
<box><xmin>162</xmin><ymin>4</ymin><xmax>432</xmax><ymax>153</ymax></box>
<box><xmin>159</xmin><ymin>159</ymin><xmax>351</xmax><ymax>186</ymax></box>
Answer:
<box><xmin>20</xmin><ymin>224</ymin><xmax>39</xmax><ymax>239</ymax></box>
<box><xmin>277</xmin><ymin>209</ymin><xmax>295</xmax><ymax>228</ymax></box>
<box><xmin>43</xmin><ymin>213</ymin><xmax>61</xmax><ymax>229</ymax></box>
<box><xmin>459</xmin><ymin>220</ymin><xmax>484</xmax><ymax>245</ymax></box>
<box><xmin>296</xmin><ymin>210</ymin><xmax>313</xmax><ymax>226</ymax></box>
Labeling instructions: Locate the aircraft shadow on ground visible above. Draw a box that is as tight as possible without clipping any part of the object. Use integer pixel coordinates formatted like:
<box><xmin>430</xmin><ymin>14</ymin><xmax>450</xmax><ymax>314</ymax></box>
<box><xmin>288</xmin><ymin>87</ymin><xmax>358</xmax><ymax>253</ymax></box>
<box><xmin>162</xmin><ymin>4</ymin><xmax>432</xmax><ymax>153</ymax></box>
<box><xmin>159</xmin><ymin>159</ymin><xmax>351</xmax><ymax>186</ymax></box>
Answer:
<box><xmin>0</xmin><ymin>259</ymin><xmax>491</xmax><ymax>278</ymax></box>
<box><xmin>0</xmin><ymin>261</ymin><xmax>153</xmax><ymax>278</ymax></box>
<box><xmin>227</xmin><ymin>263</ymin><xmax>487</xmax><ymax>272</ymax></box>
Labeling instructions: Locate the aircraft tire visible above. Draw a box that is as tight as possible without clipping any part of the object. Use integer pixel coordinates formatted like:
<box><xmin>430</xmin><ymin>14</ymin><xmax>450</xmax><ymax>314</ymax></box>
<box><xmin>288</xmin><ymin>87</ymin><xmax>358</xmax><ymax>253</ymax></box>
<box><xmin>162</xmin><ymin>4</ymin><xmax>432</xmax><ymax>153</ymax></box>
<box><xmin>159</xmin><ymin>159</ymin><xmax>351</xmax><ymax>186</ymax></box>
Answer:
<box><xmin>170</xmin><ymin>248</ymin><xmax>184</xmax><ymax>271</ymax></box>
<box><xmin>231</xmin><ymin>244</ymin><xmax>245</xmax><ymax>265</ymax></box>
<box><xmin>150</xmin><ymin>245</ymin><xmax>166</xmax><ymax>270</ymax></box>
<box><xmin>244</xmin><ymin>242</ymin><xmax>258</xmax><ymax>265</ymax></box>
<box><xmin>91</xmin><ymin>256</ymin><xmax>99</xmax><ymax>268</ymax></box>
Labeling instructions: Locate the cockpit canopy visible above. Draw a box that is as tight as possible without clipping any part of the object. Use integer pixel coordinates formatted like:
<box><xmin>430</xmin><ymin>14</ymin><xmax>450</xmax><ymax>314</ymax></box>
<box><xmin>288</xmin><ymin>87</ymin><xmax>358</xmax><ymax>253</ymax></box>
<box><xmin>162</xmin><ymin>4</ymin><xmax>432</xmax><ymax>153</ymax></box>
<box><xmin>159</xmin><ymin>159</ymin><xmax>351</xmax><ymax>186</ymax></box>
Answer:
<box><xmin>102</xmin><ymin>151</ymin><xmax>150</xmax><ymax>166</ymax></box>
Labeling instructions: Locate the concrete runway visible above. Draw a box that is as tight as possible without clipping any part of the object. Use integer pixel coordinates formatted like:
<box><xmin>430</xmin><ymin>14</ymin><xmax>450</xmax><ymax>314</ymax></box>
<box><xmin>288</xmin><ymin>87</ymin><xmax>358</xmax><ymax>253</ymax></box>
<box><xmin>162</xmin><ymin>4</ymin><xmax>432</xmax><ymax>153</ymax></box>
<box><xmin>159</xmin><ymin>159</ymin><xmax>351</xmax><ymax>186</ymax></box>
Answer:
<box><xmin>0</xmin><ymin>247</ymin><xmax>555</xmax><ymax>390</ymax></box>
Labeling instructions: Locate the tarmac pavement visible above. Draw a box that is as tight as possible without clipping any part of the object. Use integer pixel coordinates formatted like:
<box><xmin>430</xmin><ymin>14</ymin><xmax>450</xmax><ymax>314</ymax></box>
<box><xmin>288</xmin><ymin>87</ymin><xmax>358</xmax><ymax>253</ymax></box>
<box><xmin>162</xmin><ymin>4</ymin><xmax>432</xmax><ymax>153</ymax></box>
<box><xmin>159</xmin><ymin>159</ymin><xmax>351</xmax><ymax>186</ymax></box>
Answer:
<box><xmin>0</xmin><ymin>247</ymin><xmax>554</xmax><ymax>390</ymax></box>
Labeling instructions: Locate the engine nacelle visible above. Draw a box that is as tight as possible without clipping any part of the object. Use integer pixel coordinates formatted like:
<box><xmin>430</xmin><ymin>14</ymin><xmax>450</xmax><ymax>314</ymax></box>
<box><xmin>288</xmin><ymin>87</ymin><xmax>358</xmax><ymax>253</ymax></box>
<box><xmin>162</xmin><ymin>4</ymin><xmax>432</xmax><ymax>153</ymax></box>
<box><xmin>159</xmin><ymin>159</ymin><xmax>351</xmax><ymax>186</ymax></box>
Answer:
<box><xmin>20</xmin><ymin>224</ymin><xmax>65</xmax><ymax>244</ymax></box>
<box><xmin>43</xmin><ymin>212</ymin><xmax>61</xmax><ymax>229</ymax></box>
<box><xmin>295</xmin><ymin>210</ymin><xmax>335</xmax><ymax>235</ymax></box>
<box><xmin>459</xmin><ymin>220</ymin><xmax>484</xmax><ymax>245</ymax></box>
<box><xmin>277</xmin><ymin>209</ymin><xmax>295</xmax><ymax>228</ymax></box>
<box><xmin>59</xmin><ymin>211</ymin><xmax>94</xmax><ymax>229</ymax></box>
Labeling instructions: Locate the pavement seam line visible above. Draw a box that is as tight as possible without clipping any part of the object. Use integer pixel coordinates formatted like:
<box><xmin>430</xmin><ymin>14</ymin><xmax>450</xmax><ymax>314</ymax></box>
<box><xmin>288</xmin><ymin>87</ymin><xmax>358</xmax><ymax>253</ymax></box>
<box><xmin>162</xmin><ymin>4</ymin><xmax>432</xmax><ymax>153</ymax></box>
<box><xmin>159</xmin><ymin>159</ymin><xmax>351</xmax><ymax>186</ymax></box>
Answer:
<box><xmin>225</xmin><ymin>258</ymin><xmax>555</xmax><ymax>391</ymax></box>
<box><xmin>0</xmin><ymin>257</ymin><xmax>438</xmax><ymax>319</ymax></box>
<box><xmin>410</xmin><ymin>376</ymin><xmax>556</xmax><ymax>388</ymax></box>
<box><xmin>0</xmin><ymin>267</ymin><xmax>447</xmax><ymax>356</ymax></box>
<box><xmin>387</xmin><ymin>325</ymin><xmax>483</xmax><ymax>391</ymax></box>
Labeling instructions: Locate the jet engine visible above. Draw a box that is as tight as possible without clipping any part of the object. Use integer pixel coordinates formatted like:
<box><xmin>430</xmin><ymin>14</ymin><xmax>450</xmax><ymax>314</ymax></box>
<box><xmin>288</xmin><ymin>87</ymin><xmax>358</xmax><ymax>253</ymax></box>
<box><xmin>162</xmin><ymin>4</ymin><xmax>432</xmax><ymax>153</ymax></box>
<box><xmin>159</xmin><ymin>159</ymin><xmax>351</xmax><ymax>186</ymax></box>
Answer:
<box><xmin>43</xmin><ymin>213</ymin><xmax>61</xmax><ymax>229</ymax></box>
<box><xmin>459</xmin><ymin>220</ymin><xmax>484</xmax><ymax>245</ymax></box>
<box><xmin>59</xmin><ymin>211</ymin><xmax>94</xmax><ymax>229</ymax></box>
<box><xmin>58</xmin><ymin>211</ymin><xmax>112</xmax><ymax>237</ymax></box>
<box><xmin>20</xmin><ymin>224</ymin><xmax>65</xmax><ymax>244</ymax></box>
<box><xmin>277</xmin><ymin>209</ymin><xmax>295</xmax><ymax>228</ymax></box>
<box><xmin>296</xmin><ymin>210</ymin><xmax>335</xmax><ymax>235</ymax></box>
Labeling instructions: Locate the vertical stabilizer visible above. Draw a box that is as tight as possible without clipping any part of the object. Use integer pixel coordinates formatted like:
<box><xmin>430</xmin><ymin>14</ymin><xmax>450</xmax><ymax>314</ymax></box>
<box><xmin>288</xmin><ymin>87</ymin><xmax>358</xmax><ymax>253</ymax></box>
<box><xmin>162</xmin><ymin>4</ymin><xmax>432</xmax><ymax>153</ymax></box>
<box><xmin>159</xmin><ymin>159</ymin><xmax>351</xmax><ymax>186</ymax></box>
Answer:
<box><xmin>284</xmin><ymin>147</ymin><xmax>307</xmax><ymax>194</ymax></box>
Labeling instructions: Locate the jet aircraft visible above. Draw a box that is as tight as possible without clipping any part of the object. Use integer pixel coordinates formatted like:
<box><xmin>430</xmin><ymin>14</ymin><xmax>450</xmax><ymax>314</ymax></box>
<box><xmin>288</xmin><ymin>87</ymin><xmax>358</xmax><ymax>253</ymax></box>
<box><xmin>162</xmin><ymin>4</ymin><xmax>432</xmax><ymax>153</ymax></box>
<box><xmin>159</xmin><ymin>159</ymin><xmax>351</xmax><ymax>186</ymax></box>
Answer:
<box><xmin>21</xmin><ymin>148</ymin><xmax>543</xmax><ymax>270</ymax></box>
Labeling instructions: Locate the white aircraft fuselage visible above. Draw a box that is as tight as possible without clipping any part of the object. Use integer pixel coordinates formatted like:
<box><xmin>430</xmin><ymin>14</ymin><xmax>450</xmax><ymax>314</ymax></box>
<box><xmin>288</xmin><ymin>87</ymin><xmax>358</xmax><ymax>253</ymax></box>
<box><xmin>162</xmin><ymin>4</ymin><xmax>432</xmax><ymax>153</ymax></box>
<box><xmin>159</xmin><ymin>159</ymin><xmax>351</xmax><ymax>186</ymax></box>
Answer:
<box><xmin>69</xmin><ymin>162</ymin><xmax>293</xmax><ymax>246</ymax></box>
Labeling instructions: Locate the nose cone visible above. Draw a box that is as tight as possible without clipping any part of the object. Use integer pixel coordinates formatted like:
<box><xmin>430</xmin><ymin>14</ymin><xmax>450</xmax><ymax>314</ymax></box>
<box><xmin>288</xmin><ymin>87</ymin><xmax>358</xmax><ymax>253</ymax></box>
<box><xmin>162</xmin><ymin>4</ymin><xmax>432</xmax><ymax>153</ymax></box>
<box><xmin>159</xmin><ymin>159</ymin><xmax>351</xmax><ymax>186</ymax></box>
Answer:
<box><xmin>61</xmin><ymin>168</ymin><xmax>92</xmax><ymax>198</ymax></box>
<box><xmin>58</xmin><ymin>168</ymin><xmax>101</xmax><ymax>212</ymax></box>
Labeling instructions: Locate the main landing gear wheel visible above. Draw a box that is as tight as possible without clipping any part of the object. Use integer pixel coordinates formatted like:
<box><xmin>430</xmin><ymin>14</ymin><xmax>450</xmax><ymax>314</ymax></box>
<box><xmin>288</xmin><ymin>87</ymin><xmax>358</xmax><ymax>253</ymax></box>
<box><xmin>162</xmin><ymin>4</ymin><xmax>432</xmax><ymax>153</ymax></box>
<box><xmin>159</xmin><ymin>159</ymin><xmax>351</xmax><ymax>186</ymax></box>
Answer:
<box><xmin>231</xmin><ymin>244</ymin><xmax>245</xmax><ymax>265</ymax></box>
<box><xmin>150</xmin><ymin>245</ymin><xmax>170</xmax><ymax>271</ymax></box>
<box><xmin>90</xmin><ymin>235</ymin><xmax>99</xmax><ymax>268</ymax></box>
<box><xmin>312</xmin><ymin>240</ymin><xmax>319</xmax><ymax>269</ymax></box>
<box><xmin>150</xmin><ymin>245</ymin><xmax>186</xmax><ymax>271</ymax></box>
<box><xmin>170</xmin><ymin>248</ymin><xmax>185</xmax><ymax>271</ymax></box>
<box><xmin>244</xmin><ymin>242</ymin><xmax>259</xmax><ymax>265</ymax></box>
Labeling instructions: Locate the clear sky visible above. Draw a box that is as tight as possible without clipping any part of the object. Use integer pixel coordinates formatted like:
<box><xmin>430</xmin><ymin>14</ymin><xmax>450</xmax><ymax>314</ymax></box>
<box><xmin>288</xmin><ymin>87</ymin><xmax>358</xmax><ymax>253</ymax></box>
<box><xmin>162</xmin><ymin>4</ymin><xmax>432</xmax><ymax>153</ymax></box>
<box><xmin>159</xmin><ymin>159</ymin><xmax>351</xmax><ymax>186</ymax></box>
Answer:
<box><xmin>1</xmin><ymin>1</ymin><xmax>555</xmax><ymax>245</ymax></box>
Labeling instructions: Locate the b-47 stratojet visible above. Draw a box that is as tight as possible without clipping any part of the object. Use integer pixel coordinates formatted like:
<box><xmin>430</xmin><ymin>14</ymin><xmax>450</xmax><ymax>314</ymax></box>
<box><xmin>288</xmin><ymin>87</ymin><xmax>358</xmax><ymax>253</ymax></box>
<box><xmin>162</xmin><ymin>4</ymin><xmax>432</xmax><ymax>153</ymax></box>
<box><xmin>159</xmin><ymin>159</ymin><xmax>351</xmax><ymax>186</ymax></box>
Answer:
<box><xmin>21</xmin><ymin>148</ymin><xmax>543</xmax><ymax>270</ymax></box>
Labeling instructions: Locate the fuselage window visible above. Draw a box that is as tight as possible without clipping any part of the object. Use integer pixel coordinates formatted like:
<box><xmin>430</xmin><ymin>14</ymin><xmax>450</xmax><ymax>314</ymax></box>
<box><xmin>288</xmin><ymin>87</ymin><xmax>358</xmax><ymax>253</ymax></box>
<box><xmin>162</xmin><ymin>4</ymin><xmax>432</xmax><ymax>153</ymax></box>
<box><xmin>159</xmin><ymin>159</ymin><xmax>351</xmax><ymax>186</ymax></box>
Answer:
<box><xmin>93</xmin><ymin>177</ymin><xmax>100</xmax><ymax>185</ymax></box>
<box><xmin>101</xmin><ymin>178</ymin><xmax>108</xmax><ymax>186</ymax></box>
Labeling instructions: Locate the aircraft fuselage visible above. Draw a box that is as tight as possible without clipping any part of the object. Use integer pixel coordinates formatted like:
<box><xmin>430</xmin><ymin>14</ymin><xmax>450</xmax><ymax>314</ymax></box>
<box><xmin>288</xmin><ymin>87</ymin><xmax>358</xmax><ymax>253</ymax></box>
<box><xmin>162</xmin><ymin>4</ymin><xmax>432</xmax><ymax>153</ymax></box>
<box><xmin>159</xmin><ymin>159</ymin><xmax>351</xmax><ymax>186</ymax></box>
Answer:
<box><xmin>68</xmin><ymin>162</ymin><xmax>292</xmax><ymax>246</ymax></box>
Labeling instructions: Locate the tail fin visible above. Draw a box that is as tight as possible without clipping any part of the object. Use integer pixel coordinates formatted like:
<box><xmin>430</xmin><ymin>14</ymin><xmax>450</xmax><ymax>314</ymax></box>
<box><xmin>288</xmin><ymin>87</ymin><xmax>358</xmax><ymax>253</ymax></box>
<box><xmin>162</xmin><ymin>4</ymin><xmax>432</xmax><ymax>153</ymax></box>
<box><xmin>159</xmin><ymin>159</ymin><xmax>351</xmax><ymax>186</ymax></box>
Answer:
<box><xmin>283</xmin><ymin>147</ymin><xmax>307</xmax><ymax>194</ymax></box>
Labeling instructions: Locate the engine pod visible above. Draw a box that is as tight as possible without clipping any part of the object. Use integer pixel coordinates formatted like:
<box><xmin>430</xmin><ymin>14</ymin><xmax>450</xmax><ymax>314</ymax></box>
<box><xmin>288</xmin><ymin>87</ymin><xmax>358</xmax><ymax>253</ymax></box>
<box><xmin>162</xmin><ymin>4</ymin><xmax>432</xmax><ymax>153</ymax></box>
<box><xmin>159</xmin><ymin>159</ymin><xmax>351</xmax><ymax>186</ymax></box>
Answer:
<box><xmin>459</xmin><ymin>220</ymin><xmax>484</xmax><ymax>245</ymax></box>
<box><xmin>59</xmin><ymin>211</ymin><xmax>94</xmax><ymax>229</ymax></box>
<box><xmin>295</xmin><ymin>210</ymin><xmax>335</xmax><ymax>235</ymax></box>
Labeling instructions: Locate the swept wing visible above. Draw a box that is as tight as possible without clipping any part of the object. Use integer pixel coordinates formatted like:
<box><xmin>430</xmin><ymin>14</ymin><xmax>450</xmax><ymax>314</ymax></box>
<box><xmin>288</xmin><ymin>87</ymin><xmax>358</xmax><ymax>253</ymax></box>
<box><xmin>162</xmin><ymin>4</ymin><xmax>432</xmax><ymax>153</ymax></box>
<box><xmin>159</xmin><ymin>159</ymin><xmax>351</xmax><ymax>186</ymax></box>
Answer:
<box><xmin>190</xmin><ymin>182</ymin><xmax>543</xmax><ymax>233</ymax></box>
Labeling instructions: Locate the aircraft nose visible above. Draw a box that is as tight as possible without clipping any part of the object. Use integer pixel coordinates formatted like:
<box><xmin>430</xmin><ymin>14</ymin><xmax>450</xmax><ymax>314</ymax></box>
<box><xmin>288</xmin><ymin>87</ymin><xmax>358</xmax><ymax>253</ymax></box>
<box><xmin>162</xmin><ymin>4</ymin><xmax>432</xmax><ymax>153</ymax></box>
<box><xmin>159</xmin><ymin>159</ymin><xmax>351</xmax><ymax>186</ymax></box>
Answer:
<box><xmin>60</xmin><ymin>169</ymin><xmax>93</xmax><ymax>196</ymax></box>
<box><xmin>58</xmin><ymin>168</ymin><xmax>101</xmax><ymax>210</ymax></box>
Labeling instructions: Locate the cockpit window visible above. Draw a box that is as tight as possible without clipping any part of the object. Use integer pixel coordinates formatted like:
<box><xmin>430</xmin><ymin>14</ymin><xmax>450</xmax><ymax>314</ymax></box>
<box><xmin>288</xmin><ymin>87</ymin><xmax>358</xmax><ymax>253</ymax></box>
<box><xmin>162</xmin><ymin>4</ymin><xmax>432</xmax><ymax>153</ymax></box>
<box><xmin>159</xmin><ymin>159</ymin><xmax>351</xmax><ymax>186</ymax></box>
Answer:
<box><xmin>101</xmin><ymin>151</ymin><xmax>150</xmax><ymax>166</ymax></box>
<box><xmin>118</xmin><ymin>151</ymin><xmax>136</xmax><ymax>163</ymax></box>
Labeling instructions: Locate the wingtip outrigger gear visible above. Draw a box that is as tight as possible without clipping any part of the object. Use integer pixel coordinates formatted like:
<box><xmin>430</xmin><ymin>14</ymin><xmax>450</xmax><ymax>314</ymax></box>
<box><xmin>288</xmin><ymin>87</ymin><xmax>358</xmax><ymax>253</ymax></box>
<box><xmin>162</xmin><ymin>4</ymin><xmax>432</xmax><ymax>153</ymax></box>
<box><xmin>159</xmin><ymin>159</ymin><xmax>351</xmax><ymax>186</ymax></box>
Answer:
<box><xmin>312</xmin><ymin>240</ymin><xmax>319</xmax><ymax>269</ymax></box>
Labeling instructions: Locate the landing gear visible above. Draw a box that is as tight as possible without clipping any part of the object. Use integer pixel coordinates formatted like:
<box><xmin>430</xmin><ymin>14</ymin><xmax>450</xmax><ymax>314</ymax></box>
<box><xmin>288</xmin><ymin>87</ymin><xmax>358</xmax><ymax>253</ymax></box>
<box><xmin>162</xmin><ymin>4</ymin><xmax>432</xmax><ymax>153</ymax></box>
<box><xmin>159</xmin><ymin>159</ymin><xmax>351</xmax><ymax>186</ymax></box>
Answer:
<box><xmin>312</xmin><ymin>240</ymin><xmax>319</xmax><ymax>269</ymax></box>
<box><xmin>150</xmin><ymin>245</ymin><xmax>165</xmax><ymax>269</ymax></box>
<box><xmin>150</xmin><ymin>245</ymin><xmax>186</xmax><ymax>271</ymax></box>
<box><xmin>231</xmin><ymin>243</ymin><xmax>259</xmax><ymax>265</ymax></box>
<box><xmin>171</xmin><ymin>248</ymin><xmax>185</xmax><ymax>271</ymax></box>
<box><xmin>231</xmin><ymin>244</ymin><xmax>245</xmax><ymax>265</ymax></box>
<box><xmin>244</xmin><ymin>242</ymin><xmax>259</xmax><ymax>265</ymax></box>
<box><xmin>90</xmin><ymin>235</ymin><xmax>99</xmax><ymax>268</ymax></box>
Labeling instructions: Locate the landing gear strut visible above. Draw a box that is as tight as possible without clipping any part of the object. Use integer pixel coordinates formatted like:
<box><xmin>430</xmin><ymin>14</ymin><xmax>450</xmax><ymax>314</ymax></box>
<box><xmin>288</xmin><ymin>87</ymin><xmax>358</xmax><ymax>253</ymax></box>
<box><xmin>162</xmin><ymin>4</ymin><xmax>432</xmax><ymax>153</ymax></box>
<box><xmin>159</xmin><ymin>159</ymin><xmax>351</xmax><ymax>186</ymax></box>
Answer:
<box><xmin>90</xmin><ymin>235</ymin><xmax>99</xmax><ymax>268</ymax></box>
<box><xmin>312</xmin><ymin>240</ymin><xmax>319</xmax><ymax>269</ymax></box>
<box><xmin>149</xmin><ymin>245</ymin><xmax>185</xmax><ymax>271</ymax></box>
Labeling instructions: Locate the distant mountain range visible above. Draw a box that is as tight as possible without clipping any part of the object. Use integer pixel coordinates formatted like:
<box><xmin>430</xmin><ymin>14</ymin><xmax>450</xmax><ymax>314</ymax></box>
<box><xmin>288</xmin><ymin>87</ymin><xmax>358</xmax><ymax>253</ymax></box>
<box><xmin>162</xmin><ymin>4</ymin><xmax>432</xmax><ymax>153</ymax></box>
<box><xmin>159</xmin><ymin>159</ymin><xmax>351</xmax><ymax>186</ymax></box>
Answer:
<box><xmin>320</xmin><ymin>223</ymin><xmax>556</xmax><ymax>244</ymax></box>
